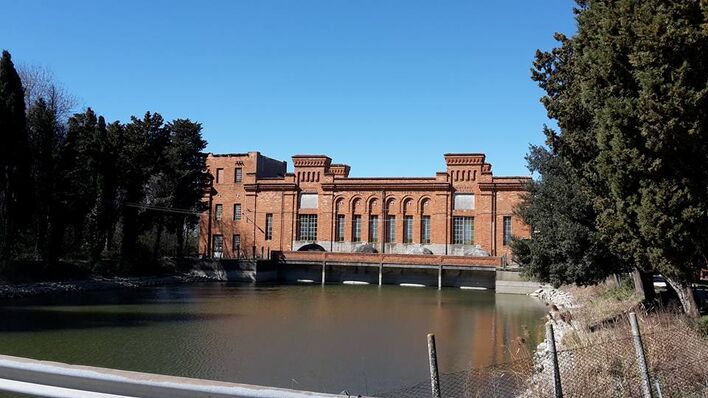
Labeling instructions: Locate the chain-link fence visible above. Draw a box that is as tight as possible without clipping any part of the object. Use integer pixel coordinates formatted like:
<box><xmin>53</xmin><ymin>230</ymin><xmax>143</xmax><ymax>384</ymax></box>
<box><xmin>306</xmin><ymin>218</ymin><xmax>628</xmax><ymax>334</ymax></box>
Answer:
<box><xmin>376</xmin><ymin>312</ymin><xmax>708</xmax><ymax>398</ymax></box>
<box><xmin>377</xmin><ymin>358</ymin><xmax>536</xmax><ymax>398</ymax></box>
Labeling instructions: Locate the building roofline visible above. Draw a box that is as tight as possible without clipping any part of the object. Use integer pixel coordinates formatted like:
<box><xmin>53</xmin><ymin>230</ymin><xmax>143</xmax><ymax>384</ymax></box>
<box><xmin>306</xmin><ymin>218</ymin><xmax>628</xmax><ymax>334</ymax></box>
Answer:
<box><xmin>209</xmin><ymin>153</ymin><xmax>250</xmax><ymax>157</ymax></box>
<box><xmin>341</xmin><ymin>177</ymin><xmax>437</xmax><ymax>181</ymax></box>
<box><xmin>291</xmin><ymin>154</ymin><xmax>332</xmax><ymax>159</ymax></box>
<box><xmin>443</xmin><ymin>153</ymin><xmax>486</xmax><ymax>157</ymax></box>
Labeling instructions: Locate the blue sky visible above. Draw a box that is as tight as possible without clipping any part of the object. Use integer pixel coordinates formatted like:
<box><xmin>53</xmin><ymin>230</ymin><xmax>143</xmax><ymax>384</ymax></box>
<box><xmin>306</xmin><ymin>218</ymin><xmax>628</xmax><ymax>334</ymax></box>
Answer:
<box><xmin>2</xmin><ymin>0</ymin><xmax>577</xmax><ymax>177</ymax></box>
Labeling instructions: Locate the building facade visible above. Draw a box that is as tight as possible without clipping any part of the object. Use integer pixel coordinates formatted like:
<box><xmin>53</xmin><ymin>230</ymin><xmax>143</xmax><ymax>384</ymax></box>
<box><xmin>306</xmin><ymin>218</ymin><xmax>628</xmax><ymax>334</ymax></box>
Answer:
<box><xmin>199</xmin><ymin>152</ymin><xmax>530</xmax><ymax>259</ymax></box>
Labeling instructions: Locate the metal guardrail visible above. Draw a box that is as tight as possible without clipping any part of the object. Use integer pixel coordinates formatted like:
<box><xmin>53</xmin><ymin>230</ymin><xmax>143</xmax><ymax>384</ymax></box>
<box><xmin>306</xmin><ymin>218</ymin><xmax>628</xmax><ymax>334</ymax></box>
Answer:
<box><xmin>0</xmin><ymin>354</ymin><xmax>368</xmax><ymax>398</ymax></box>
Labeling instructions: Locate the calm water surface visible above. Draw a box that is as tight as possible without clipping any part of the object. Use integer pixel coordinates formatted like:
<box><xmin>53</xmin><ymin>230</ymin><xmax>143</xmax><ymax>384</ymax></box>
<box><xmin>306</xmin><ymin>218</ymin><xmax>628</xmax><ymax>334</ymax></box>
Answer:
<box><xmin>0</xmin><ymin>283</ymin><xmax>546</xmax><ymax>395</ymax></box>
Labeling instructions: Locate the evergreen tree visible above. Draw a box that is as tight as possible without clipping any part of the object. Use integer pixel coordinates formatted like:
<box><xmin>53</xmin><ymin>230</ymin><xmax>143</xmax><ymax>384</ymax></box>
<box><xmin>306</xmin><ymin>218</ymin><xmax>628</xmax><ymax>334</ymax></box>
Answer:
<box><xmin>164</xmin><ymin>119</ymin><xmax>209</xmax><ymax>259</ymax></box>
<box><xmin>26</xmin><ymin>98</ymin><xmax>63</xmax><ymax>261</ymax></box>
<box><xmin>0</xmin><ymin>50</ymin><xmax>32</xmax><ymax>265</ymax></box>
<box><xmin>59</xmin><ymin>108</ymin><xmax>103</xmax><ymax>255</ymax></box>
<box><xmin>511</xmin><ymin>144</ymin><xmax>627</xmax><ymax>287</ymax></box>
<box><xmin>530</xmin><ymin>0</ymin><xmax>707</xmax><ymax>316</ymax></box>
<box><xmin>119</xmin><ymin>112</ymin><xmax>166</xmax><ymax>268</ymax></box>
<box><xmin>88</xmin><ymin>120</ymin><xmax>123</xmax><ymax>264</ymax></box>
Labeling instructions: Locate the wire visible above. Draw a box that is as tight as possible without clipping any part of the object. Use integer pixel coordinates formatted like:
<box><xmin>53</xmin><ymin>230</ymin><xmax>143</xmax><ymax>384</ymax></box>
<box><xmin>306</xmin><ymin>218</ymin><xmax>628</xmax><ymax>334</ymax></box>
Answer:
<box><xmin>124</xmin><ymin>202</ymin><xmax>200</xmax><ymax>215</ymax></box>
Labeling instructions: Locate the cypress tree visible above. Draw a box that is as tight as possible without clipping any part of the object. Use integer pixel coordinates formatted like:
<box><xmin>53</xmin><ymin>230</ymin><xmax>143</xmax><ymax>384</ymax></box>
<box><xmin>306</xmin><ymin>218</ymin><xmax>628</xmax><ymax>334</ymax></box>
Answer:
<box><xmin>0</xmin><ymin>50</ymin><xmax>32</xmax><ymax>265</ymax></box>
<box><xmin>529</xmin><ymin>0</ymin><xmax>707</xmax><ymax>316</ymax></box>
<box><xmin>26</xmin><ymin>98</ymin><xmax>62</xmax><ymax>262</ymax></box>
<box><xmin>512</xmin><ymin>143</ymin><xmax>628</xmax><ymax>287</ymax></box>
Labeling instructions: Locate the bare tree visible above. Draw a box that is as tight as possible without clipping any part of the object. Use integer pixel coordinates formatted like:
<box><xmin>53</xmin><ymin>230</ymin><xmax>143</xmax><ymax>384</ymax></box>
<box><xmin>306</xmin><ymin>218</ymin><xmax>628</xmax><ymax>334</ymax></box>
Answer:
<box><xmin>18</xmin><ymin>64</ymin><xmax>79</xmax><ymax>120</ymax></box>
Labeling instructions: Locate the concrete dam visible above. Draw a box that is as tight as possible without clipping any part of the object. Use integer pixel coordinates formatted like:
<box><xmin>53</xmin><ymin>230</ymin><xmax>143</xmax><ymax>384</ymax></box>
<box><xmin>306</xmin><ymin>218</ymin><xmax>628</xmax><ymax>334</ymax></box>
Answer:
<box><xmin>193</xmin><ymin>251</ymin><xmax>542</xmax><ymax>294</ymax></box>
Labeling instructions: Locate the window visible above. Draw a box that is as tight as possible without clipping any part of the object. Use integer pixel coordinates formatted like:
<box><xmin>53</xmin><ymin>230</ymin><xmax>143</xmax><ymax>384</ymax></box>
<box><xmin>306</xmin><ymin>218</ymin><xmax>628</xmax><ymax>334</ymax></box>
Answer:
<box><xmin>214</xmin><ymin>204</ymin><xmax>223</xmax><ymax>221</ymax></box>
<box><xmin>215</xmin><ymin>168</ymin><xmax>224</xmax><ymax>183</ymax></box>
<box><xmin>298</xmin><ymin>214</ymin><xmax>317</xmax><ymax>241</ymax></box>
<box><xmin>352</xmin><ymin>215</ymin><xmax>362</xmax><ymax>242</ymax></box>
<box><xmin>232</xmin><ymin>234</ymin><xmax>241</xmax><ymax>257</ymax></box>
<box><xmin>386</xmin><ymin>215</ymin><xmax>395</xmax><ymax>243</ymax></box>
<box><xmin>369</xmin><ymin>215</ymin><xmax>378</xmax><ymax>242</ymax></box>
<box><xmin>212</xmin><ymin>235</ymin><xmax>223</xmax><ymax>258</ymax></box>
<box><xmin>265</xmin><ymin>213</ymin><xmax>273</xmax><ymax>240</ymax></box>
<box><xmin>404</xmin><ymin>216</ymin><xmax>413</xmax><ymax>243</ymax></box>
<box><xmin>421</xmin><ymin>216</ymin><xmax>431</xmax><ymax>244</ymax></box>
<box><xmin>336</xmin><ymin>215</ymin><xmax>345</xmax><ymax>242</ymax></box>
<box><xmin>234</xmin><ymin>167</ymin><xmax>242</xmax><ymax>183</ymax></box>
<box><xmin>453</xmin><ymin>193</ymin><xmax>475</xmax><ymax>210</ymax></box>
<box><xmin>233</xmin><ymin>204</ymin><xmax>241</xmax><ymax>221</ymax></box>
<box><xmin>503</xmin><ymin>216</ymin><xmax>512</xmax><ymax>245</ymax></box>
<box><xmin>453</xmin><ymin>216</ymin><xmax>474</xmax><ymax>244</ymax></box>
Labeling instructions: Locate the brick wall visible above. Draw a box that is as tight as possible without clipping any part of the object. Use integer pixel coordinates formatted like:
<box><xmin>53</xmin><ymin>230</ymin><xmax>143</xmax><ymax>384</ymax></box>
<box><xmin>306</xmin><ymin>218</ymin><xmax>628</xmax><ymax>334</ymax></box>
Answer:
<box><xmin>199</xmin><ymin>152</ymin><xmax>530</xmax><ymax>260</ymax></box>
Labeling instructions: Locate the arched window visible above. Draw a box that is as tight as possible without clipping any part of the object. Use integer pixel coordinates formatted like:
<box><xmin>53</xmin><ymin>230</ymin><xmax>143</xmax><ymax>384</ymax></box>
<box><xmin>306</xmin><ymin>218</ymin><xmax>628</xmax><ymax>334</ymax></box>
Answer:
<box><xmin>403</xmin><ymin>198</ymin><xmax>414</xmax><ymax>214</ymax></box>
<box><xmin>386</xmin><ymin>198</ymin><xmax>396</xmax><ymax>214</ymax></box>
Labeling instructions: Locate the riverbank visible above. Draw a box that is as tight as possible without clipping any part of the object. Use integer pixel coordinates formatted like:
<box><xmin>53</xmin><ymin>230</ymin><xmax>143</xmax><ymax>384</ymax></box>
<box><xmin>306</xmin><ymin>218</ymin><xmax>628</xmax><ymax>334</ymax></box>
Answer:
<box><xmin>0</xmin><ymin>274</ymin><xmax>219</xmax><ymax>300</ymax></box>
<box><xmin>525</xmin><ymin>282</ymin><xmax>708</xmax><ymax>397</ymax></box>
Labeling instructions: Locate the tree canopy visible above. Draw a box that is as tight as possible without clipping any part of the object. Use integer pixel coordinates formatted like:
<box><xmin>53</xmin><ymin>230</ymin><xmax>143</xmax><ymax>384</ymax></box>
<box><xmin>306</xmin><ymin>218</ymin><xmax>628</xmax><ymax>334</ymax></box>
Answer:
<box><xmin>518</xmin><ymin>0</ymin><xmax>707</xmax><ymax>316</ymax></box>
<box><xmin>0</xmin><ymin>49</ymin><xmax>209</xmax><ymax>276</ymax></box>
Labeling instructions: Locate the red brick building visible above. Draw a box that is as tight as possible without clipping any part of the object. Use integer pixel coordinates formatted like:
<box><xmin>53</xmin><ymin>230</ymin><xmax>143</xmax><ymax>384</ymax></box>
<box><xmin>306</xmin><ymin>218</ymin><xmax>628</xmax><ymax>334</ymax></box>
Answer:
<box><xmin>199</xmin><ymin>152</ymin><xmax>530</xmax><ymax>259</ymax></box>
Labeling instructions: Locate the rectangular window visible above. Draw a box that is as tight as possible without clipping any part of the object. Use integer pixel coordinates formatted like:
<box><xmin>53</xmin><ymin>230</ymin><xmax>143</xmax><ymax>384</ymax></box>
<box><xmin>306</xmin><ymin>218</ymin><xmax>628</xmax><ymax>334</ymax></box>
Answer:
<box><xmin>298</xmin><ymin>214</ymin><xmax>317</xmax><ymax>241</ymax></box>
<box><xmin>453</xmin><ymin>216</ymin><xmax>474</xmax><ymax>245</ymax></box>
<box><xmin>265</xmin><ymin>213</ymin><xmax>273</xmax><ymax>240</ymax></box>
<box><xmin>234</xmin><ymin>167</ymin><xmax>242</xmax><ymax>183</ymax></box>
<box><xmin>215</xmin><ymin>168</ymin><xmax>224</xmax><ymax>183</ymax></box>
<box><xmin>421</xmin><ymin>216</ymin><xmax>431</xmax><ymax>244</ymax></box>
<box><xmin>404</xmin><ymin>216</ymin><xmax>413</xmax><ymax>243</ymax></box>
<box><xmin>212</xmin><ymin>235</ymin><xmax>223</xmax><ymax>258</ymax></box>
<box><xmin>503</xmin><ymin>216</ymin><xmax>512</xmax><ymax>245</ymax></box>
<box><xmin>232</xmin><ymin>234</ymin><xmax>241</xmax><ymax>257</ymax></box>
<box><xmin>386</xmin><ymin>215</ymin><xmax>395</xmax><ymax>243</ymax></box>
<box><xmin>336</xmin><ymin>215</ymin><xmax>345</xmax><ymax>242</ymax></box>
<box><xmin>214</xmin><ymin>204</ymin><xmax>223</xmax><ymax>221</ymax></box>
<box><xmin>233</xmin><ymin>203</ymin><xmax>241</xmax><ymax>221</ymax></box>
<box><xmin>352</xmin><ymin>215</ymin><xmax>362</xmax><ymax>242</ymax></box>
<box><xmin>369</xmin><ymin>215</ymin><xmax>378</xmax><ymax>243</ymax></box>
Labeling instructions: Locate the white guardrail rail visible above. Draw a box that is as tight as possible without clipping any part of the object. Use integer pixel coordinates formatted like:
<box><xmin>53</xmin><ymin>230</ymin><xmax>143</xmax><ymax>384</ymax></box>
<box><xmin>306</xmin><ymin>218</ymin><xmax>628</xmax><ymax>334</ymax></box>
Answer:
<box><xmin>0</xmin><ymin>354</ymin><xmax>369</xmax><ymax>398</ymax></box>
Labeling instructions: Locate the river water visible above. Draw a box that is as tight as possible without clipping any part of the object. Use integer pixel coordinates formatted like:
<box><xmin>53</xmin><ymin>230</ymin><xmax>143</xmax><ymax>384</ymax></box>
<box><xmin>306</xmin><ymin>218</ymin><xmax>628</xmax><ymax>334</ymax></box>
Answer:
<box><xmin>0</xmin><ymin>283</ymin><xmax>547</xmax><ymax>395</ymax></box>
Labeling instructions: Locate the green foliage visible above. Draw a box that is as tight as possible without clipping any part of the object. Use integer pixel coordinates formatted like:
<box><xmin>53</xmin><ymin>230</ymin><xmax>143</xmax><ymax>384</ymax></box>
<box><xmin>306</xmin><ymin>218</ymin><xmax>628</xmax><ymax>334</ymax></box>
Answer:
<box><xmin>696</xmin><ymin>316</ymin><xmax>708</xmax><ymax>338</ymax></box>
<box><xmin>521</xmin><ymin>1</ymin><xmax>707</xmax><ymax>315</ymax></box>
<box><xmin>600</xmin><ymin>278</ymin><xmax>637</xmax><ymax>302</ymax></box>
<box><xmin>511</xmin><ymin>145</ymin><xmax>627</xmax><ymax>287</ymax></box>
<box><xmin>26</xmin><ymin>98</ymin><xmax>63</xmax><ymax>261</ymax></box>
<box><xmin>0</xmin><ymin>50</ymin><xmax>209</xmax><ymax>277</ymax></box>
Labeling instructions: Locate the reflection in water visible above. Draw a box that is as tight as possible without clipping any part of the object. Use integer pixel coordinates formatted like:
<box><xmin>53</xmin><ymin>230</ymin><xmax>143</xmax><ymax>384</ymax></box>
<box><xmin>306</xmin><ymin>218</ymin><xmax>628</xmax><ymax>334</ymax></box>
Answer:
<box><xmin>0</xmin><ymin>283</ymin><xmax>546</xmax><ymax>395</ymax></box>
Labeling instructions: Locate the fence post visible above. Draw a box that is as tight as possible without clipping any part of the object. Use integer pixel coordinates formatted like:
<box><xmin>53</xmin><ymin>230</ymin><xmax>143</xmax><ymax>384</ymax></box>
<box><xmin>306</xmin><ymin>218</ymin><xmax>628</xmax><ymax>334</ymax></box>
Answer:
<box><xmin>629</xmin><ymin>312</ymin><xmax>653</xmax><ymax>398</ymax></box>
<box><xmin>427</xmin><ymin>333</ymin><xmax>441</xmax><ymax>398</ymax></box>
<box><xmin>546</xmin><ymin>323</ymin><xmax>563</xmax><ymax>398</ymax></box>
